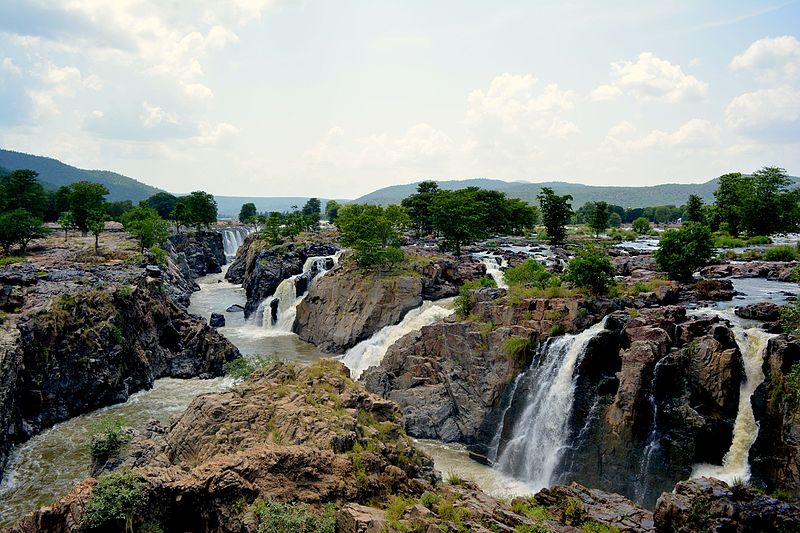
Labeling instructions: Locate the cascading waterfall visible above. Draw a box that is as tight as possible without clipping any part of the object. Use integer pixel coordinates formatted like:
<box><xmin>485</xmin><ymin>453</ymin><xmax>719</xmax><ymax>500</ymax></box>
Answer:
<box><xmin>691</xmin><ymin>326</ymin><xmax>774</xmax><ymax>484</ymax></box>
<box><xmin>477</xmin><ymin>255</ymin><xmax>509</xmax><ymax>289</ymax></box>
<box><xmin>635</xmin><ymin>356</ymin><xmax>669</xmax><ymax>502</ymax></box>
<box><xmin>341</xmin><ymin>299</ymin><xmax>455</xmax><ymax>380</ymax></box>
<box><xmin>493</xmin><ymin>319</ymin><xmax>608</xmax><ymax>491</ymax></box>
<box><xmin>258</xmin><ymin>252</ymin><xmax>342</xmax><ymax>334</ymax></box>
<box><xmin>221</xmin><ymin>227</ymin><xmax>250</xmax><ymax>259</ymax></box>
<box><xmin>486</xmin><ymin>374</ymin><xmax>522</xmax><ymax>464</ymax></box>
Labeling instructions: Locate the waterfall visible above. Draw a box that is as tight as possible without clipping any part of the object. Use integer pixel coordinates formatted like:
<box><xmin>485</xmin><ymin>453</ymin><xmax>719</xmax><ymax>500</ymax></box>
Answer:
<box><xmin>486</xmin><ymin>374</ymin><xmax>522</xmax><ymax>464</ymax></box>
<box><xmin>221</xmin><ymin>227</ymin><xmax>250</xmax><ymax>259</ymax></box>
<box><xmin>477</xmin><ymin>255</ymin><xmax>508</xmax><ymax>289</ymax></box>
<box><xmin>690</xmin><ymin>326</ymin><xmax>774</xmax><ymax>484</ymax></box>
<box><xmin>341</xmin><ymin>299</ymin><xmax>454</xmax><ymax>380</ymax></box>
<box><xmin>635</xmin><ymin>356</ymin><xmax>669</xmax><ymax>502</ymax></box>
<box><xmin>493</xmin><ymin>319</ymin><xmax>608</xmax><ymax>491</ymax></box>
<box><xmin>259</xmin><ymin>252</ymin><xmax>342</xmax><ymax>334</ymax></box>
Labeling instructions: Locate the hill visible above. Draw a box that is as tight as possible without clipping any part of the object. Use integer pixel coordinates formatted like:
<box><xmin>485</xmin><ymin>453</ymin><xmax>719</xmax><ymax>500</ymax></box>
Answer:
<box><xmin>0</xmin><ymin>149</ymin><xmax>163</xmax><ymax>202</ymax></box>
<box><xmin>354</xmin><ymin>176</ymin><xmax>800</xmax><ymax>208</ymax></box>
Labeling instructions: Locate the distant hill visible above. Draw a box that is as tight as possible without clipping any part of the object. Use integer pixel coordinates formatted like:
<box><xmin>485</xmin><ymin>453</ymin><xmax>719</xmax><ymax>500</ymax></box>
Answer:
<box><xmin>0</xmin><ymin>149</ymin><xmax>163</xmax><ymax>202</ymax></box>
<box><xmin>353</xmin><ymin>176</ymin><xmax>800</xmax><ymax>208</ymax></box>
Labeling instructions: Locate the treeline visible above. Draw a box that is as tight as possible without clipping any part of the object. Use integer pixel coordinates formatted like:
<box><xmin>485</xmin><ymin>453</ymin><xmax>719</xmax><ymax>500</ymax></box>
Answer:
<box><xmin>0</xmin><ymin>168</ymin><xmax>219</xmax><ymax>256</ymax></box>
<box><xmin>246</xmin><ymin>198</ymin><xmax>323</xmax><ymax>245</ymax></box>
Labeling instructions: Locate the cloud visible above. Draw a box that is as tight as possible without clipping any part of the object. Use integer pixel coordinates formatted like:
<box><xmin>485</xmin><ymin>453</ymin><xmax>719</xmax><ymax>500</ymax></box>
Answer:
<box><xmin>725</xmin><ymin>87</ymin><xmax>800</xmax><ymax>142</ymax></box>
<box><xmin>466</xmin><ymin>73</ymin><xmax>576</xmax><ymax>125</ymax></box>
<box><xmin>604</xmin><ymin>118</ymin><xmax>719</xmax><ymax>151</ymax></box>
<box><xmin>1</xmin><ymin>57</ymin><xmax>23</xmax><ymax>77</ymax></box>
<box><xmin>195</xmin><ymin>121</ymin><xmax>239</xmax><ymax>147</ymax></box>
<box><xmin>27</xmin><ymin>62</ymin><xmax>103</xmax><ymax>116</ymax></box>
<box><xmin>730</xmin><ymin>35</ymin><xmax>800</xmax><ymax>82</ymax></box>
<box><xmin>597</xmin><ymin>52</ymin><xmax>708</xmax><ymax>103</ymax></box>
<box><xmin>183</xmin><ymin>82</ymin><xmax>214</xmax><ymax>100</ymax></box>
<box><xmin>83</xmin><ymin>101</ymin><xmax>196</xmax><ymax>140</ymax></box>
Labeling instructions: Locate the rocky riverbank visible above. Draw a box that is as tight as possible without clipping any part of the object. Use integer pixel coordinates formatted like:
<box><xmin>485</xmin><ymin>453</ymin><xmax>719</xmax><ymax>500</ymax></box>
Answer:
<box><xmin>0</xmin><ymin>231</ymin><xmax>240</xmax><ymax>481</ymax></box>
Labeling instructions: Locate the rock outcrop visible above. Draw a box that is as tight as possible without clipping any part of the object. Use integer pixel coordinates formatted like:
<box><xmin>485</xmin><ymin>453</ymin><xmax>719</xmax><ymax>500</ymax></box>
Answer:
<box><xmin>700</xmin><ymin>261</ymin><xmax>797</xmax><ymax>280</ymax></box>
<box><xmin>294</xmin><ymin>253</ymin><xmax>486</xmax><ymax>354</ymax></box>
<box><xmin>167</xmin><ymin>230</ymin><xmax>226</xmax><ymax>278</ymax></box>
<box><xmin>224</xmin><ymin>233</ymin><xmax>339</xmax><ymax>317</ymax></box>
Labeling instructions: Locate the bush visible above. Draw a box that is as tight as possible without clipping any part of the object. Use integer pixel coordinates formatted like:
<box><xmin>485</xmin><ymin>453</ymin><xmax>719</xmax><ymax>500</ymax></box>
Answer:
<box><xmin>713</xmin><ymin>234</ymin><xmax>745</xmax><ymax>248</ymax></box>
<box><xmin>0</xmin><ymin>256</ymin><xmax>25</xmax><ymax>265</ymax></box>
<box><xmin>563</xmin><ymin>245</ymin><xmax>615</xmax><ymax>295</ymax></box>
<box><xmin>454</xmin><ymin>277</ymin><xmax>496</xmax><ymax>319</ymax></box>
<box><xmin>81</xmin><ymin>469</ymin><xmax>146</xmax><ymax>532</ymax></box>
<box><xmin>747</xmin><ymin>235</ymin><xmax>772</xmax><ymax>245</ymax></box>
<box><xmin>504</xmin><ymin>336</ymin><xmax>531</xmax><ymax>361</ymax></box>
<box><xmin>560</xmin><ymin>496</ymin><xmax>586</xmax><ymax>526</ymax></box>
<box><xmin>504</xmin><ymin>259</ymin><xmax>557</xmax><ymax>288</ymax></box>
<box><xmin>148</xmin><ymin>245</ymin><xmax>168</xmax><ymax>265</ymax></box>
<box><xmin>631</xmin><ymin>217</ymin><xmax>651</xmax><ymax>234</ymax></box>
<box><xmin>420</xmin><ymin>491</ymin><xmax>440</xmax><ymax>510</ymax></box>
<box><xmin>223</xmin><ymin>356</ymin><xmax>275</xmax><ymax>379</ymax></box>
<box><xmin>252</xmin><ymin>499</ymin><xmax>336</xmax><ymax>533</ymax></box>
<box><xmin>446</xmin><ymin>471</ymin><xmax>466</xmax><ymax>485</ymax></box>
<box><xmin>654</xmin><ymin>223</ymin><xmax>713</xmax><ymax>280</ymax></box>
<box><xmin>763</xmin><ymin>245</ymin><xmax>798</xmax><ymax>262</ymax></box>
<box><xmin>114</xmin><ymin>285</ymin><xmax>135</xmax><ymax>300</ymax></box>
<box><xmin>89</xmin><ymin>418</ymin><xmax>129</xmax><ymax>463</ymax></box>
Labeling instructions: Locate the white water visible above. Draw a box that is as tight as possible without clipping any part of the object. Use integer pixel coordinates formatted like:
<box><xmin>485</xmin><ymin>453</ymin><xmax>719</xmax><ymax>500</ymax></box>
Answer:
<box><xmin>486</xmin><ymin>374</ymin><xmax>522</xmax><ymax>464</ymax></box>
<box><xmin>341</xmin><ymin>299</ymin><xmax>455</xmax><ymax>380</ymax></box>
<box><xmin>257</xmin><ymin>252</ymin><xmax>342</xmax><ymax>334</ymax></box>
<box><xmin>691</xmin><ymin>326</ymin><xmax>774</xmax><ymax>484</ymax></box>
<box><xmin>475</xmin><ymin>255</ymin><xmax>508</xmax><ymax>289</ymax></box>
<box><xmin>494</xmin><ymin>319</ymin><xmax>608</xmax><ymax>491</ymax></box>
<box><xmin>221</xmin><ymin>227</ymin><xmax>250</xmax><ymax>259</ymax></box>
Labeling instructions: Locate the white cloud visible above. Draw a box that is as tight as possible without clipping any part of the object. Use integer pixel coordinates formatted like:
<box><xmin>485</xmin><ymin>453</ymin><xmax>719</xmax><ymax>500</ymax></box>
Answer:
<box><xmin>604</xmin><ymin>118</ymin><xmax>719</xmax><ymax>151</ymax></box>
<box><xmin>184</xmin><ymin>82</ymin><xmax>214</xmax><ymax>100</ymax></box>
<box><xmin>600</xmin><ymin>52</ymin><xmax>708</xmax><ymax>103</ymax></box>
<box><xmin>730</xmin><ymin>35</ymin><xmax>800</xmax><ymax>82</ymax></box>
<box><xmin>466</xmin><ymin>74</ymin><xmax>576</xmax><ymax>125</ymax></box>
<box><xmin>1</xmin><ymin>57</ymin><xmax>22</xmax><ymax>77</ymax></box>
<box><xmin>590</xmin><ymin>84</ymin><xmax>622</xmax><ymax>101</ymax></box>
<box><xmin>140</xmin><ymin>102</ymin><xmax>179</xmax><ymax>128</ymax></box>
<box><xmin>725</xmin><ymin>87</ymin><xmax>800</xmax><ymax>142</ymax></box>
<box><xmin>195</xmin><ymin>121</ymin><xmax>239</xmax><ymax>146</ymax></box>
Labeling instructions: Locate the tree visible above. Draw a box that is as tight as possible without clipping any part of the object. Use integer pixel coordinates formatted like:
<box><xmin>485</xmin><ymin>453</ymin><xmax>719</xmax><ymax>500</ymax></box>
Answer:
<box><xmin>68</xmin><ymin>181</ymin><xmax>109</xmax><ymax>236</ymax></box>
<box><xmin>537</xmin><ymin>187</ymin><xmax>573</xmax><ymax>245</ymax></box>
<box><xmin>747</xmin><ymin>167</ymin><xmax>796</xmax><ymax>236</ymax></box>
<box><xmin>0</xmin><ymin>169</ymin><xmax>47</xmax><ymax>218</ymax></box>
<box><xmin>122</xmin><ymin>206</ymin><xmax>170</xmax><ymax>252</ymax></box>
<box><xmin>179</xmin><ymin>191</ymin><xmax>218</xmax><ymax>229</ymax></box>
<box><xmin>239</xmin><ymin>202</ymin><xmax>257</xmax><ymax>224</ymax></box>
<box><xmin>0</xmin><ymin>209</ymin><xmax>50</xmax><ymax>254</ymax></box>
<box><xmin>588</xmin><ymin>201</ymin><xmax>610</xmax><ymax>237</ymax></box>
<box><xmin>505</xmin><ymin>198</ymin><xmax>539</xmax><ymax>235</ymax></box>
<box><xmin>563</xmin><ymin>245</ymin><xmax>616</xmax><ymax>295</ymax></box>
<box><xmin>632</xmin><ymin>217</ymin><xmax>651</xmax><ymax>234</ymax></box>
<box><xmin>430</xmin><ymin>189</ymin><xmax>486</xmax><ymax>255</ymax></box>
<box><xmin>58</xmin><ymin>211</ymin><xmax>76</xmax><ymax>241</ymax></box>
<box><xmin>302</xmin><ymin>198</ymin><xmax>321</xmax><ymax>217</ymax></box>
<box><xmin>261</xmin><ymin>212</ymin><xmax>284</xmax><ymax>245</ymax></box>
<box><xmin>654</xmin><ymin>223</ymin><xmax>713</xmax><ymax>280</ymax></box>
<box><xmin>325</xmin><ymin>200</ymin><xmax>341</xmax><ymax>223</ymax></box>
<box><xmin>145</xmin><ymin>192</ymin><xmax>178</xmax><ymax>219</ymax></box>
<box><xmin>713</xmin><ymin>173</ymin><xmax>750</xmax><ymax>236</ymax></box>
<box><xmin>107</xmin><ymin>200</ymin><xmax>134</xmax><ymax>221</ymax></box>
<box><xmin>401</xmin><ymin>180</ymin><xmax>440</xmax><ymax>237</ymax></box>
<box><xmin>335</xmin><ymin>203</ymin><xmax>410</xmax><ymax>269</ymax></box>
<box><xmin>685</xmin><ymin>194</ymin><xmax>704</xmax><ymax>224</ymax></box>
<box><xmin>170</xmin><ymin>202</ymin><xmax>189</xmax><ymax>233</ymax></box>
<box><xmin>609</xmin><ymin>212</ymin><xmax>622</xmax><ymax>228</ymax></box>
<box><xmin>87</xmin><ymin>209</ymin><xmax>106</xmax><ymax>254</ymax></box>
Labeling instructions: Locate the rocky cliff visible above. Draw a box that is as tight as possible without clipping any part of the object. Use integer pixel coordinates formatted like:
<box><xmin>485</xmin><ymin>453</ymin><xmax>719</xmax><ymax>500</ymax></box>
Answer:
<box><xmin>294</xmin><ymin>252</ymin><xmax>486</xmax><ymax>353</ymax></box>
<box><xmin>225</xmin><ymin>233</ymin><xmax>340</xmax><ymax>317</ymax></box>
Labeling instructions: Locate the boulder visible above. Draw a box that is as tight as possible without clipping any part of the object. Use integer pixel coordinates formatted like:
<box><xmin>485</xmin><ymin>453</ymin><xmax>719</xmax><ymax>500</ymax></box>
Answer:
<box><xmin>209</xmin><ymin>313</ymin><xmax>226</xmax><ymax>327</ymax></box>
<box><xmin>225</xmin><ymin>304</ymin><xmax>245</xmax><ymax>313</ymax></box>
<box><xmin>735</xmin><ymin>302</ymin><xmax>781</xmax><ymax>321</ymax></box>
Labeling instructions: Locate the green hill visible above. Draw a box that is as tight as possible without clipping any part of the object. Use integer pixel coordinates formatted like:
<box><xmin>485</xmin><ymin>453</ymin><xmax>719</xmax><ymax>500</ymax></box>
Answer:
<box><xmin>353</xmin><ymin>176</ymin><xmax>800</xmax><ymax>208</ymax></box>
<box><xmin>0</xmin><ymin>149</ymin><xmax>163</xmax><ymax>202</ymax></box>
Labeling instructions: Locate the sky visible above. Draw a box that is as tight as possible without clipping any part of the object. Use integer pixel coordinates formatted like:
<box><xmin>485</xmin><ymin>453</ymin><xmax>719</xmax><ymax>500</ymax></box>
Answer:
<box><xmin>1</xmin><ymin>1</ymin><xmax>799</xmax><ymax>199</ymax></box>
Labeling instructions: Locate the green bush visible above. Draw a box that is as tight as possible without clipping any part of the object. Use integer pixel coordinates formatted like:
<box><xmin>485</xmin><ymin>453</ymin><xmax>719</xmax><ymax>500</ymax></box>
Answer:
<box><xmin>654</xmin><ymin>223</ymin><xmax>713</xmax><ymax>280</ymax></box>
<box><xmin>252</xmin><ymin>499</ymin><xmax>336</xmax><ymax>533</ymax></box>
<box><xmin>713</xmin><ymin>234</ymin><xmax>745</xmax><ymax>248</ymax></box>
<box><xmin>89</xmin><ymin>418</ymin><xmax>129</xmax><ymax>463</ymax></box>
<box><xmin>446</xmin><ymin>470</ymin><xmax>466</xmax><ymax>485</ymax></box>
<box><xmin>0</xmin><ymin>256</ymin><xmax>25</xmax><ymax>266</ymax></box>
<box><xmin>81</xmin><ymin>469</ymin><xmax>146</xmax><ymax>532</ymax></box>
<box><xmin>763</xmin><ymin>245</ymin><xmax>798</xmax><ymax>262</ymax></box>
<box><xmin>110</xmin><ymin>325</ymin><xmax>124</xmax><ymax>345</ymax></box>
<box><xmin>148</xmin><ymin>245</ymin><xmax>168</xmax><ymax>265</ymax></box>
<box><xmin>747</xmin><ymin>235</ymin><xmax>772</xmax><ymax>245</ymax></box>
<box><xmin>223</xmin><ymin>356</ymin><xmax>275</xmax><ymax>379</ymax></box>
<box><xmin>454</xmin><ymin>277</ymin><xmax>496</xmax><ymax>319</ymax></box>
<box><xmin>563</xmin><ymin>245</ymin><xmax>615</xmax><ymax>295</ymax></box>
<box><xmin>550</xmin><ymin>324</ymin><xmax>565</xmax><ymax>336</ymax></box>
<box><xmin>504</xmin><ymin>336</ymin><xmax>531</xmax><ymax>360</ymax></box>
<box><xmin>631</xmin><ymin>217</ymin><xmax>651</xmax><ymax>234</ymax></box>
<box><xmin>114</xmin><ymin>285</ymin><xmax>135</xmax><ymax>300</ymax></box>
<box><xmin>504</xmin><ymin>259</ymin><xmax>558</xmax><ymax>288</ymax></box>
<box><xmin>420</xmin><ymin>491</ymin><xmax>440</xmax><ymax>510</ymax></box>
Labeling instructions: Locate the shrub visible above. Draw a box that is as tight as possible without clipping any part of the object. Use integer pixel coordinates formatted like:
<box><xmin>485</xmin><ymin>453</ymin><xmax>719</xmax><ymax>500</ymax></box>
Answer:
<box><xmin>654</xmin><ymin>223</ymin><xmax>713</xmax><ymax>281</ymax></box>
<box><xmin>0</xmin><ymin>256</ymin><xmax>25</xmax><ymax>266</ymax></box>
<box><xmin>713</xmin><ymin>234</ymin><xmax>745</xmax><ymax>248</ymax></box>
<box><xmin>563</xmin><ymin>245</ymin><xmax>615</xmax><ymax>295</ymax></box>
<box><xmin>224</xmin><ymin>356</ymin><xmax>275</xmax><ymax>380</ymax></box>
<box><xmin>560</xmin><ymin>496</ymin><xmax>586</xmax><ymax>526</ymax></box>
<box><xmin>504</xmin><ymin>259</ymin><xmax>556</xmax><ymax>288</ymax></box>
<box><xmin>114</xmin><ymin>285</ymin><xmax>135</xmax><ymax>300</ymax></box>
<box><xmin>446</xmin><ymin>470</ymin><xmax>466</xmax><ymax>485</ymax></box>
<box><xmin>550</xmin><ymin>324</ymin><xmax>565</xmax><ymax>336</ymax></box>
<box><xmin>747</xmin><ymin>235</ymin><xmax>772</xmax><ymax>245</ymax></box>
<box><xmin>763</xmin><ymin>245</ymin><xmax>798</xmax><ymax>262</ymax></box>
<box><xmin>504</xmin><ymin>336</ymin><xmax>531</xmax><ymax>361</ymax></box>
<box><xmin>110</xmin><ymin>325</ymin><xmax>124</xmax><ymax>345</ymax></box>
<box><xmin>454</xmin><ymin>277</ymin><xmax>496</xmax><ymax>319</ymax></box>
<box><xmin>252</xmin><ymin>499</ymin><xmax>336</xmax><ymax>533</ymax></box>
<box><xmin>420</xmin><ymin>491</ymin><xmax>440</xmax><ymax>510</ymax></box>
<box><xmin>89</xmin><ymin>418</ymin><xmax>129</xmax><ymax>463</ymax></box>
<box><xmin>81</xmin><ymin>469</ymin><xmax>146</xmax><ymax>532</ymax></box>
<box><xmin>148</xmin><ymin>245</ymin><xmax>168</xmax><ymax>265</ymax></box>
<box><xmin>631</xmin><ymin>217</ymin><xmax>651</xmax><ymax>234</ymax></box>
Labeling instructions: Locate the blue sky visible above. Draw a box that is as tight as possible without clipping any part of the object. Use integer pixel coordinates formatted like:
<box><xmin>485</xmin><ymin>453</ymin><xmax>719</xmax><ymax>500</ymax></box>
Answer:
<box><xmin>1</xmin><ymin>0</ymin><xmax>798</xmax><ymax>198</ymax></box>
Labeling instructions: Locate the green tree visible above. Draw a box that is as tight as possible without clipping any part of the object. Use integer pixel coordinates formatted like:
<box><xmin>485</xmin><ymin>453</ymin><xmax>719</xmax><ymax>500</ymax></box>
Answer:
<box><xmin>537</xmin><ymin>187</ymin><xmax>573</xmax><ymax>245</ymax></box>
<box><xmin>654</xmin><ymin>223</ymin><xmax>713</xmax><ymax>280</ymax></box>
<box><xmin>87</xmin><ymin>209</ymin><xmax>106</xmax><ymax>254</ymax></box>
<box><xmin>632</xmin><ymin>217</ymin><xmax>651</xmax><ymax>234</ymax></box>
<box><xmin>0</xmin><ymin>169</ymin><xmax>47</xmax><ymax>218</ymax></box>
<box><xmin>505</xmin><ymin>198</ymin><xmax>539</xmax><ymax>235</ymax></box>
<box><xmin>58</xmin><ymin>211</ymin><xmax>76</xmax><ymax>241</ymax></box>
<box><xmin>261</xmin><ymin>212</ymin><xmax>284</xmax><ymax>245</ymax></box>
<box><xmin>563</xmin><ymin>245</ymin><xmax>615</xmax><ymax>295</ymax></box>
<box><xmin>713</xmin><ymin>173</ymin><xmax>750</xmax><ymax>236</ymax></box>
<box><xmin>302</xmin><ymin>198</ymin><xmax>321</xmax><ymax>217</ymax></box>
<box><xmin>401</xmin><ymin>180</ymin><xmax>440</xmax><ymax>237</ymax></box>
<box><xmin>169</xmin><ymin>202</ymin><xmax>189</xmax><ymax>233</ymax></box>
<box><xmin>335</xmin><ymin>203</ymin><xmax>410</xmax><ymax>269</ymax></box>
<box><xmin>68</xmin><ymin>181</ymin><xmax>109</xmax><ymax>236</ymax></box>
<box><xmin>588</xmin><ymin>201</ymin><xmax>610</xmax><ymax>237</ymax></box>
<box><xmin>239</xmin><ymin>202</ymin><xmax>257</xmax><ymax>224</ymax></box>
<box><xmin>746</xmin><ymin>167</ymin><xmax>796</xmax><ymax>236</ymax></box>
<box><xmin>145</xmin><ymin>192</ymin><xmax>178</xmax><ymax>219</ymax></box>
<box><xmin>122</xmin><ymin>206</ymin><xmax>170</xmax><ymax>252</ymax></box>
<box><xmin>179</xmin><ymin>191</ymin><xmax>218</xmax><ymax>229</ymax></box>
<box><xmin>430</xmin><ymin>189</ymin><xmax>486</xmax><ymax>255</ymax></box>
<box><xmin>0</xmin><ymin>209</ymin><xmax>50</xmax><ymax>254</ymax></box>
<box><xmin>107</xmin><ymin>200</ymin><xmax>134</xmax><ymax>221</ymax></box>
<box><xmin>609</xmin><ymin>212</ymin><xmax>622</xmax><ymax>228</ymax></box>
<box><xmin>325</xmin><ymin>200</ymin><xmax>341</xmax><ymax>223</ymax></box>
<box><xmin>685</xmin><ymin>194</ymin><xmax>704</xmax><ymax>224</ymax></box>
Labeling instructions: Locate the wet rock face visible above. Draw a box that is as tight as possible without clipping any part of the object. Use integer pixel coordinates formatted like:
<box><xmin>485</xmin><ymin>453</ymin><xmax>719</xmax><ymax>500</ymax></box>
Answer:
<box><xmin>224</xmin><ymin>235</ymin><xmax>339</xmax><ymax>318</ymax></box>
<box><xmin>654</xmin><ymin>477</ymin><xmax>800</xmax><ymax>533</ymax></box>
<box><xmin>294</xmin><ymin>254</ymin><xmax>486</xmax><ymax>354</ymax></box>
<box><xmin>167</xmin><ymin>230</ymin><xmax>226</xmax><ymax>278</ymax></box>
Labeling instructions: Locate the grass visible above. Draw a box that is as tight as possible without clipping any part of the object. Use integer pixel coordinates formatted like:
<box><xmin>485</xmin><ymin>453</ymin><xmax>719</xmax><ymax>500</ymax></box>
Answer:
<box><xmin>550</xmin><ymin>324</ymin><xmax>565</xmax><ymax>336</ymax></box>
<box><xmin>623</xmin><ymin>277</ymin><xmax>670</xmax><ymax>296</ymax></box>
<box><xmin>223</xmin><ymin>355</ymin><xmax>277</xmax><ymax>379</ymax></box>
<box><xmin>446</xmin><ymin>470</ymin><xmax>466</xmax><ymax>485</ymax></box>
<box><xmin>763</xmin><ymin>245</ymin><xmax>798</xmax><ymax>261</ymax></box>
<box><xmin>504</xmin><ymin>336</ymin><xmax>531</xmax><ymax>360</ymax></box>
<box><xmin>89</xmin><ymin>418</ymin><xmax>129</xmax><ymax>463</ymax></box>
<box><xmin>251</xmin><ymin>498</ymin><xmax>336</xmax><ymax>533</ymax></box>
<box><xmin>511</xmin><ymin>498</ymin><xmax>552</xmax><ymax>521</ymax></box>
<box><xmin>713</xmin><ymin>235</ymin><xmax>745</xmax><ymax>248</ymax></box>
<box><xmin>507</xmin><ymin>284</ymin><xmax>581</xmax><ymax>305</ymax></box>
<box><xmin>0</xmin><ymin>256</ymin><xmax>25</xmax><ymax>266</ymax></box>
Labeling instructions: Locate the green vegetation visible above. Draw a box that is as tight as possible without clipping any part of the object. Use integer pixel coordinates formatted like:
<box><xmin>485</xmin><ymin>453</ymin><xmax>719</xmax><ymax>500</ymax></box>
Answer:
<box><xmin>0</xmin><ymin>208</ymin><xmax>50</xmax><ymax>254</ymax></box>
<box><xmin>89</xmin><ymin>418</ymin><xmax>129</xmax><ymax>463</ymax></box>
<box><xmin>748</xmin><ymin>235</ymin><xmax>772</xmax><ymax>245</ymax></box>
<box><xmin>588</xmin><ymin>201</ymin><xmax>610</xmax><ymax>237</ymax></box>
<box><xmin>685</xmin><ymin>194</ymin><xmax>705</xmax><ymax>224</ymax></box>
<box><xmin>144</xmin><ymin>192</ymin><xmax>178</xmax><ymax>219</ymax></box>
<box><xmin>654</xmin><ymin>223</ymin><xmax>713</xmax><ymax>280</ymax></box>
<box><xmin>631</xmin><ymin>217</ymin><xmax>651</xmax><ymax>234</ymax></box>
<box><xmin>563</xmin><ymin>245</ymin><xmax>615</xmax><ymax>295</ymax></box>
<box><xmin>504</xmin><ymin>336</ymin><xmax>531</xmax><ymax>361</ymax></box>
<box><xmin>446</xmin><ymin>471</ymin><xmax>466</xmax><ymax>485</ymax></box>
<box><xmin>0</xmin><ymin>256</ymin><xmax>24</xmax><ymax>266</ymax></box>
<box><xmin>148</xmin><ymin>245</ymin><xmax>167</xmax><ymax>265</ymax></box>
<box><xmin>170</xmin><ymin>190</ymin><xmax>218</xmax><ymax>232</ymax></box>
<box><xmin>335</xmin><ymin>203</ymin><xmax>410</xmax><ymax>269</ymax></box>
<box><xmin>511</xmin><ymin>497</ymin><xmax>552</xmax><ymax>521</ymax></box>
<box><xmin>420</xmin><ymin>491</ymin><xmax>441</xmax><ymax>510</ymax></box>
<box><xmin>324</xmin><ymin>200</ymin><xmax>341</xmax><ymax>223</ymax></box>
<box><xmin>223</xmin><ymin>356</ymin><xmax>275</xmax><ymax>379</ymax></box>
<box><xmin>503</xmin><ymin>259</ymin><xmax>558</xmax><ymax>289</ymax></box>
<box><xmin>713</xmin><ymin>234</ymin><xmax>745</xmax><ymax>248</ymax></box>
<box><xmin>239</xmin><ymin>202</ymin><xmax>257</xmax><ymax>224</ymax></box>
<box><xmin>550</xmin><ymin>324</ymin><xmax>565</xmax><ymax>336</ymax></box>
<box><xmin>454</xmin><ymin>277</ymin><xmax>496</xmax><ymax>318</ymax></box>
<box><xmin>763</xmin><ymin>245</ymin><xmax>798</xmax><ymax>262</ymax></box>
<box><xmin>251</xmin><ymin>498</ymin><xmax>336</xmax><ymax>533</ymax></box>
<box><xmin>81</xmin><ymin>469</ymin><xmax>146</xmax><ymax>532</ymax></box>
<box><xmin>122</xmin><ymin>206</ymin><xmax>170</xmax><ymax>252</ymax></box>
<box><xmin>68</xmin><ymin>181</ymin><xmax>109</xmax><ymax>236</ymax></box>
<box><xmin>0</xmin><ymin>168</ymin><xmax>46</xmax><ymax>218</ymax></box>
<box><xmin>537</xmin><ymin>187</ymin><xmax>573</xmax><ymax>245</ymax></box>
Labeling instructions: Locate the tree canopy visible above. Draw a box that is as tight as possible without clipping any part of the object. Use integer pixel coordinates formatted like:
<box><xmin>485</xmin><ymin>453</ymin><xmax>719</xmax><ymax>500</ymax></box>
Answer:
<box><xmin>654</xmin><ymin>223</ymin><xmax>713</xmax><ymax>280</ymax></box>
<box><xmin>239</xmin><ymin>202</ymin><xmax>257</xmax><ymax>224</ymax></box>
<box><xmin>145</xmin><ymin>192</ymin><xmax>178</xmax><ymax>219</ymax></box>
<box><xmin>68</xmin><ymin>181</ymin><xmax>109</xmax><ymax>235</ymax></box>
<box><xmin>537</xmin><ymin>187</ymin><xmax>573</xmax><ymax>245</ymax></box>
<box><xmin>0</xmin><ymin>169</ymin><xmax>47</xmax><ymax>218</ymax></box>
<box><xmin>123</xmin><ymin>206</ymin><xmax>170</xmax><ymax>252</ymax></box>
<box><xmin>335</xmin><ymin>203</ymin><xmax>410</xmax><ymax>269</ymax></box>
